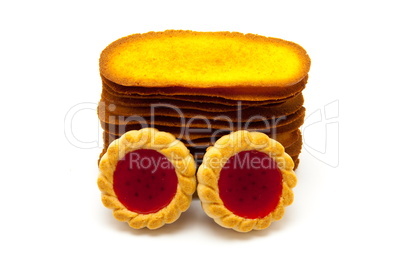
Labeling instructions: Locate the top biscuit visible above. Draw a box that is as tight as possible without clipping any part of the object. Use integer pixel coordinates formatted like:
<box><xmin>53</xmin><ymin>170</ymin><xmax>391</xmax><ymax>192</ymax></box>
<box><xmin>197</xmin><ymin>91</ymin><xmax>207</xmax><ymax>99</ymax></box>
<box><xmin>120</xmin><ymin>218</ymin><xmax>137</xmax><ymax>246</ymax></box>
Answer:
<box><xmin>100</xmin><ymin>30</ymin><xmax>310</xmax><ymax>89</ymax></box>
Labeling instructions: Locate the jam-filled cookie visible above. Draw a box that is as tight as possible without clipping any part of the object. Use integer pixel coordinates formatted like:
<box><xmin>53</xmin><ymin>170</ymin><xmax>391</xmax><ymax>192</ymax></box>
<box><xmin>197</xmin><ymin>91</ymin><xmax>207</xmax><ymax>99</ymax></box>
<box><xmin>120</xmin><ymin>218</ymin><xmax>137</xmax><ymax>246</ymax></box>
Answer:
<box><xmin>197</xmin><ymin>130</ymin><xmax>297</xmax><ymax>232</ymax></box>
<box><xmin>98</xmin><ymin>128</ymin><xmax>196</xmax><ymax>229</ymax></box>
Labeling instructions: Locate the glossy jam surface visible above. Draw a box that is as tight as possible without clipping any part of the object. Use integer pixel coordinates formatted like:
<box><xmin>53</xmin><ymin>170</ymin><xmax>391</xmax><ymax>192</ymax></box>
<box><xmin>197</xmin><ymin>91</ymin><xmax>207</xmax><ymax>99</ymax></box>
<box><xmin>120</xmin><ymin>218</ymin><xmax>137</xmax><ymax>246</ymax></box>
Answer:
<box><xmin>218</xmin><ymin>150</ymin><xmax>283</xmax><ymax>219</ymax></box>
<box><xmin>113</xmin><ymin>149</ymin><xmax>178</xmax><ymax>214</ymax></box>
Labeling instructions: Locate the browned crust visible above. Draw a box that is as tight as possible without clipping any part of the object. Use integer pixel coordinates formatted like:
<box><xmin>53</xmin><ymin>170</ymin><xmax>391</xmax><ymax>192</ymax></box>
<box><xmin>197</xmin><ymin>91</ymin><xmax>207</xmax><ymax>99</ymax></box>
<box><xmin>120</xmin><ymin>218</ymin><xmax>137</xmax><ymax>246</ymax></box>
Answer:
<box><xmin>101</xmin><ymin>74</ymin><xmax>308</xmax><ymax>101</ymax></box>
<box><xmin>101</xmin><ymin>81</ymin><xmax>295</xmax><ymax>105</ymax></box>
<box><xmin>101</xmin><ymin>90</ymin><xmax>241</xmax><ymax>112</ymax></box>
<box><xmin>98</xmin><ymin>101</ymin><xmax>305</xmax><ymax>127</ymax></box>
<box><xmin>103</xmin><ymin>129</ymin><xmax>301</xmax><ymax>149</ymax></box>
<box><xmin>98</xmin><ymin>93</ymin><xmax>304</xmax><ymax>119</ymax></box>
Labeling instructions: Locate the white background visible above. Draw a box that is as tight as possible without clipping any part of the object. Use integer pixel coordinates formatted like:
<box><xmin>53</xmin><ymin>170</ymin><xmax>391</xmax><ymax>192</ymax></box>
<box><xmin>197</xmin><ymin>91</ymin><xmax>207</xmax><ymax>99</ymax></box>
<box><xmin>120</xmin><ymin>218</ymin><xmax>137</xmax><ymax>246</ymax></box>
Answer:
<box><xmin>1</xmin><ymin>0</ymin><xmax>401</xmax><ymax>267</ymax></box>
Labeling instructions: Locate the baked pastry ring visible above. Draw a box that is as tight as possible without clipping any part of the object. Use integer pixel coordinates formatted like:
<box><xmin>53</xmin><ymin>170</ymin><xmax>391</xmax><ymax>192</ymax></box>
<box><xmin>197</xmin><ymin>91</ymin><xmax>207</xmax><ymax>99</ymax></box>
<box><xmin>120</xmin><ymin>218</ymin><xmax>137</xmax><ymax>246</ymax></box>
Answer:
<box><xmin>197</xmin><ymin>130</ymin><xmax>297</xmax><ymax>232</ymax></box>
<box><xmin>98</xmin><ymin>128</ymin><xmax>196</xmax><ymax>229</ymax></box>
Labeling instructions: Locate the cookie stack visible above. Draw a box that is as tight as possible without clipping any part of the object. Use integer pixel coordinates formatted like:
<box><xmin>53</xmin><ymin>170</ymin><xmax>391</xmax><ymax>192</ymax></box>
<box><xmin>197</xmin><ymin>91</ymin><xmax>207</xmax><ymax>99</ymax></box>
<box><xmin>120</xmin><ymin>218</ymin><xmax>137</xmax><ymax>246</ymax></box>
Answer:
<box><xmin>98</xmin><ymin>30</ymin><xmax>310</xmax><ymax>168</ymax></box>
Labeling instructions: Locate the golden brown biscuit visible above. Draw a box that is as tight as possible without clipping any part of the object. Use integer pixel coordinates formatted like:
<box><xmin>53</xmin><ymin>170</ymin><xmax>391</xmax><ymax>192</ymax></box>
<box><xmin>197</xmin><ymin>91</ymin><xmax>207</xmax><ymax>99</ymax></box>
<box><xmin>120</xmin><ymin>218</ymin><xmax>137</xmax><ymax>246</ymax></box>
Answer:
<box><xmin>101</xmin><ymin>119</ymin><xmax>304</xmax><ymax>148</ymax></box>
<box><xmin>103</xmin><ymin>129</ymin><xmax>301</xmax><ymax>150</ymax></box>
<box><xmin>102</xmin><ymin>75</ymin><xmax>308</xmax><ymax>101</ymax></box>
<box><xmin>284</xmin><ymin>137</ymin><xmax>303</xmax><ymax>156</ymax></box>
<box><xmin>100</xmin><ymin>30</ymin><xmax>310</xmax><ymax>100</ymax></box>
<box><xmin>101</xmin><ymin>89</ymin><xmax>242</xmax><ymax>113</ymax></box>
<box><xmin>98</xmin><ymin>106</ymin><xmax>305</xmax><ymax>131</ymax></box>
<box><xmin>102</xmin><ymin>87</ymin><xmax>304</xmax><ymax>114</ymax></box>
<box><xmin>99</xmin><ymin>93</ymin><xmax>304</xmax><ymax>118</ymax></box>
<box><xmin>101</xmin><ymin>81</ymin><xmax>298</xmax><ymax>106</ymax></box>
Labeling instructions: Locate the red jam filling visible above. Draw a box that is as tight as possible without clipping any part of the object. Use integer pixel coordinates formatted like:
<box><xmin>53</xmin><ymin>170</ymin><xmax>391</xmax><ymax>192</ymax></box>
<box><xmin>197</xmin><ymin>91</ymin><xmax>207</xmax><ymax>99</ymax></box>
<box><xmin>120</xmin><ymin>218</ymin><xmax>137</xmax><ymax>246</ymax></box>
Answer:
<box><xmin>113</xmin><ymin>149</ymin><xmax>178</xmax><ymax>214</ymax></box>
<box><xmin>218</xmin><ymin>150</ymin><xmax>283</xmax><ymax>219</ymax></box>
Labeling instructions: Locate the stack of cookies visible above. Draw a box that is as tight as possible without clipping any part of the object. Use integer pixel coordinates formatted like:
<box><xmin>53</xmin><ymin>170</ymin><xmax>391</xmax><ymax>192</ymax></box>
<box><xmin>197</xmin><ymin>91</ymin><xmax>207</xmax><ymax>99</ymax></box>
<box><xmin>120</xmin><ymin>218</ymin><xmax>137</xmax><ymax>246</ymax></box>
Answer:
<box><xmin>98</xmin><ymin>30</ymin><xmax>310</xmax><ymax>169</ymax></box>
